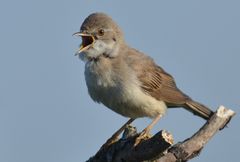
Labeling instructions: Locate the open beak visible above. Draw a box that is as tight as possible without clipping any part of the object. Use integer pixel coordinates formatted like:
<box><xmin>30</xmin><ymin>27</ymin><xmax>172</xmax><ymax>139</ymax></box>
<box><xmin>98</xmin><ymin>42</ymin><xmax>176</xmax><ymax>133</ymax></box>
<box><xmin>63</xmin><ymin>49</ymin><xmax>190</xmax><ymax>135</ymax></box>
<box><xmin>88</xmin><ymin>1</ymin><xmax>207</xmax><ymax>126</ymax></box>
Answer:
<box><xmin>72</xmin><ymin>32</ymin><xmax>95</xmax><ymax>56</ymax></box>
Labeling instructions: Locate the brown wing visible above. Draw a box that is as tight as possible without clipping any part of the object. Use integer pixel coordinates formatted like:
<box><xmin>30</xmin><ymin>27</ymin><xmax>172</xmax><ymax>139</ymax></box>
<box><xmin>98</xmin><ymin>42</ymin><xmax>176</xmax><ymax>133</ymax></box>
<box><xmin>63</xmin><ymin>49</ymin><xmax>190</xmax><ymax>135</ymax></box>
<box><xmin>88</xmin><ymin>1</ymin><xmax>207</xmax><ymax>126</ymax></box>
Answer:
<box><xmin>126</xmin><ymin>48</ymin><xmax>190</xmax><ymax>107</ymax></box>
<box><xmin>139</xmin><ymin>65</ymin><xmax>190</xmax><ymax>106</ymax></box>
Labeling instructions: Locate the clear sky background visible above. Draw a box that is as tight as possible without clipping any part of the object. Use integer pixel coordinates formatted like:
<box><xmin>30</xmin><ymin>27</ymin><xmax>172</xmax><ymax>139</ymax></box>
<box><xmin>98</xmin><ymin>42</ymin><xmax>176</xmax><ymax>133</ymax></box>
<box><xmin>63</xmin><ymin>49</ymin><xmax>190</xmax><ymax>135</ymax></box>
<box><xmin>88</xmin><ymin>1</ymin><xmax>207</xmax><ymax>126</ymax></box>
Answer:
<box><xmin>0</xmin><ymin>1</ymin><xmax>239</xmax><ymax>162</ymax></box>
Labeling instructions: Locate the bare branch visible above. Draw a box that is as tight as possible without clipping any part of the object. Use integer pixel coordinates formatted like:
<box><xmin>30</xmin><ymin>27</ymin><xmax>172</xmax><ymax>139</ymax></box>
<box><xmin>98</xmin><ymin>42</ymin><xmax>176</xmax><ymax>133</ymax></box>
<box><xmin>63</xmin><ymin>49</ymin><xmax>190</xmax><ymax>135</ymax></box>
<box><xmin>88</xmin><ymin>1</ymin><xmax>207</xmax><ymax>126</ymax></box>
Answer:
<box><xmin>157</xmin><ymin>106</ymin><xmax>235</xmax><ymax>162</ymax></box>
<box><xmin>86</xmin><ymin>106</ymin><xmax>235</xmax><ymax>162</ymax></box>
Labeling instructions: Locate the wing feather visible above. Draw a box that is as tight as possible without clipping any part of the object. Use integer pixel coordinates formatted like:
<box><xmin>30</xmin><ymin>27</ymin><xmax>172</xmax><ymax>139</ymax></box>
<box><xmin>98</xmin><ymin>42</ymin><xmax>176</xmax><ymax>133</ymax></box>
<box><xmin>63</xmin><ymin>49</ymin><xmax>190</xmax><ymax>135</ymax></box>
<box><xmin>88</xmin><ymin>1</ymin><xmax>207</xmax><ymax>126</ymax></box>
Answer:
<box><xmin>125</xmin><ymin>48</ymin><xmax>190</xmax><ymax>106</ymax></box>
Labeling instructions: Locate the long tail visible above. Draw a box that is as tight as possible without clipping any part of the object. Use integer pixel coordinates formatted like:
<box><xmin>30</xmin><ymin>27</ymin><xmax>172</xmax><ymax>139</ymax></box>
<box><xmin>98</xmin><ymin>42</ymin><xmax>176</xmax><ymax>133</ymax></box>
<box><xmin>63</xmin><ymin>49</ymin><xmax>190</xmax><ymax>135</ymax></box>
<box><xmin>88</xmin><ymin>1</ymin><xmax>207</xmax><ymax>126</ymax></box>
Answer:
<box><xmin>184</xmin><ymin>100</ymin><xmax>214</xmax><ymax>120</ymax></box>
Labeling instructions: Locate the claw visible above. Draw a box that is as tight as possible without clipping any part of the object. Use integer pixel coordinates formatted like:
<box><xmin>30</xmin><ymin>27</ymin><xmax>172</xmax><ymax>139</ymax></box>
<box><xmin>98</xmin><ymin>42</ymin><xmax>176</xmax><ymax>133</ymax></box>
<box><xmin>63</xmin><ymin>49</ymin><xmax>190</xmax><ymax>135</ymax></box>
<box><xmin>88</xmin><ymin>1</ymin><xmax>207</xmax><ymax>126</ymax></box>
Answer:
<box><xmin>134</xmin><ymin>130</ymin><xmax>151</xmax><ymax>147</ymax></box>
<box><xmin>100</xmin><ymin>118</ymin><xmax>135</xmax><ymax>149</ymax></box>
<box><xmin>133</xmin><ymin>114</ymin><xmax>163</xmax><ymax>147</ymax></box>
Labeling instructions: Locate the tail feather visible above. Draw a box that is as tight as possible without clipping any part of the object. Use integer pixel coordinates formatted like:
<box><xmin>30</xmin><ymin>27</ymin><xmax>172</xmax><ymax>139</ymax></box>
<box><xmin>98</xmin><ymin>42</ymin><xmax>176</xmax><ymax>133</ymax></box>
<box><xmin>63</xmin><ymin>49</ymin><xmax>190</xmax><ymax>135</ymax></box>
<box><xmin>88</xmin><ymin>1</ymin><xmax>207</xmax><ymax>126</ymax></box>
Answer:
<box><xmin>185</xmin><ymin>100</ymin><xmax>214</xmax><ymax>120</ymax></box>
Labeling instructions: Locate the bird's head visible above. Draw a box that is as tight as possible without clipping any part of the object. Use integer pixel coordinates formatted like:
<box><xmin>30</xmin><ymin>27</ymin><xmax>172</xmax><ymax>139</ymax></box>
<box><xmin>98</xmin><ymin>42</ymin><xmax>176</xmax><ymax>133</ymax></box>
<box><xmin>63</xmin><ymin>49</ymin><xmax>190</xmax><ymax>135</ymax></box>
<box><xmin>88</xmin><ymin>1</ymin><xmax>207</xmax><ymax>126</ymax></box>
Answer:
<box><xmin>73</xmin><ymin>13</ymin><xmax>124</xmax><ymax>61</ymax></box>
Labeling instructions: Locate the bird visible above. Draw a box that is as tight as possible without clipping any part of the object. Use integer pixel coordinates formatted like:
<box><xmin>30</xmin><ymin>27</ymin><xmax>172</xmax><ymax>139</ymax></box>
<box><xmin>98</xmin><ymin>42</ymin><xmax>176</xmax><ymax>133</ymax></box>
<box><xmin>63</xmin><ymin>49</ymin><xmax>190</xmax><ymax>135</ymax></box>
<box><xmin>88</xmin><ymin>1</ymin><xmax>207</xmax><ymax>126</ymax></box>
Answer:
<box><xmin>73</xmin><ymin>12</ymin><xmax>214</xmax><ymax>145</ymax></box>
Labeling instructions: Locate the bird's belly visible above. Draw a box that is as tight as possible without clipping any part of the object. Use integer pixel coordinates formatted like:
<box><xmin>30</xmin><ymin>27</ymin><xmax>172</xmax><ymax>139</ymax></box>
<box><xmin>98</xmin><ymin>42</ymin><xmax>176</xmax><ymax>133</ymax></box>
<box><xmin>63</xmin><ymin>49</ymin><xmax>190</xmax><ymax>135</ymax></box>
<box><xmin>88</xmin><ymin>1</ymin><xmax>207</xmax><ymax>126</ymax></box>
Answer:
<box><xmin>86</xmin><ymin>79</ymin><xmax>167</xmax><ymax>118</ymax></box>
<box><xmin>113</xmin><ymin>85</ymin><xmax>167</xmax><ymax>118</ymax></box>
<box><xmin>85</xmin><ymin>61</ymin><xmax>167</xmax><ymax>118</ymax></box>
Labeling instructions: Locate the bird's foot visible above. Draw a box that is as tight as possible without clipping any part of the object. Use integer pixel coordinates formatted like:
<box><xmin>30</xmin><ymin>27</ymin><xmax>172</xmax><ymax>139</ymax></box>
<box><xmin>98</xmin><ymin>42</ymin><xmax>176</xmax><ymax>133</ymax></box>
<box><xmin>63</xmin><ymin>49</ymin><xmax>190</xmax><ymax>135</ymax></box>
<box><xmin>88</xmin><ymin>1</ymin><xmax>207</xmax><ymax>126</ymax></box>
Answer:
<box><xmin>134</xmin><ymin>129</ymin><xmax>152</xmax><ymax>147</ymax></box>
<box><xmin>101</xmin><ymin>119</ymin><xmax>135</xmax><ymax>150</ymax></box>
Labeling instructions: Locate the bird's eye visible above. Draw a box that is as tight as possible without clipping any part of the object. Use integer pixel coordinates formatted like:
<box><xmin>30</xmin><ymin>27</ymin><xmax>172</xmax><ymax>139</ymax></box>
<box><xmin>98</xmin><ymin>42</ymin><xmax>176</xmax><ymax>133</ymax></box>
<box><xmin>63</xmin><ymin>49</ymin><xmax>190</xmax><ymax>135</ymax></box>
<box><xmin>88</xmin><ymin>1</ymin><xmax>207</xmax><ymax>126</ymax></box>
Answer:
<box><xmin>98</xmin><ymin>29</ymin><xmax>105</xmax><ymax>36</ymax></box>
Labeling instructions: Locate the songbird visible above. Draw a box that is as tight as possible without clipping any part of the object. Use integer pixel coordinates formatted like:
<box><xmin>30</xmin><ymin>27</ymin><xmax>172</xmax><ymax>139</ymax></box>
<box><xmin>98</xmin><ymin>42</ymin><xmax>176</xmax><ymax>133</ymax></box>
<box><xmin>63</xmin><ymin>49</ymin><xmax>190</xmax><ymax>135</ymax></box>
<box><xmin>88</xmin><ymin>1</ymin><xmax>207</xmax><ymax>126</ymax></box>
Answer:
<box><xmin>73</xmin><ymin>12</ymin><xmax>213</xmax><ymax>144</ymax></box>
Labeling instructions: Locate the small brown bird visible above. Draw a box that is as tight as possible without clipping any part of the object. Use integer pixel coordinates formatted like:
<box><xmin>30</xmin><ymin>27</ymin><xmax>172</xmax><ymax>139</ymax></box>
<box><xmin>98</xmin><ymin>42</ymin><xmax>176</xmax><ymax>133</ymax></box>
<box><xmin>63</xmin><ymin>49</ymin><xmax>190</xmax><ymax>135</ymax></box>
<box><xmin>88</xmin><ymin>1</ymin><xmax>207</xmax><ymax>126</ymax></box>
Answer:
<box><xmin>73</xmin><ymin>13</ymin><xmax>213</xmax><ymax>143</ymax></box>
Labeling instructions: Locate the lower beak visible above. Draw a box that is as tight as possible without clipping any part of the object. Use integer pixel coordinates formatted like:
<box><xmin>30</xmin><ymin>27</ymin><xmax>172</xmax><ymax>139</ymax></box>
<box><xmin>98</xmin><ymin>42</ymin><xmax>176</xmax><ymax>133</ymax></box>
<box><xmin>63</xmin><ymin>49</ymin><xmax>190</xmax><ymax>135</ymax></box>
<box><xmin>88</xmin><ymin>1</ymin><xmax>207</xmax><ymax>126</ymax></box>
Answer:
<box><xmin>72</xmin><ymin>32</ymin><xmax>95</xmax><ymax>55</ymax></box>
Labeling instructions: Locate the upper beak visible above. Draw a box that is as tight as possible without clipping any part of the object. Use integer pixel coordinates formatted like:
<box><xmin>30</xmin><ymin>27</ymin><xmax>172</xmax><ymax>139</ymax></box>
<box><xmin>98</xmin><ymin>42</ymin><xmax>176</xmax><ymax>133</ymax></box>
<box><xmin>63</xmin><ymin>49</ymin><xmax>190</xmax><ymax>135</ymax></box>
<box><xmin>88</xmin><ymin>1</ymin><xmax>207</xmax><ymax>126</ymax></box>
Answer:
<box><xmin>72</xmin><ymin>32</ymin><xmax>95</xmax><ymax>55</ymax></box>
<box><xmin>72</xmin><ymin>32</ymin><xmax>84</xmax><ymax>37</ymax></box>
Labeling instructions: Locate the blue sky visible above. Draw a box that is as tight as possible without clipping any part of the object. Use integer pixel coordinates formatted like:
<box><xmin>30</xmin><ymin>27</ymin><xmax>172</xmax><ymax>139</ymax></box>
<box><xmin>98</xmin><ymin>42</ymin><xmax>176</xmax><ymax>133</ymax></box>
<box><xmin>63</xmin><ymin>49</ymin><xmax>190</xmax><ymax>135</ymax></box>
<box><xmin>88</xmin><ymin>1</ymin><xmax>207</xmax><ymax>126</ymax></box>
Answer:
<box><xmin>0</xmin><ymin>1</ymin><xmax>239</xmax><ymax>162</ymax></box>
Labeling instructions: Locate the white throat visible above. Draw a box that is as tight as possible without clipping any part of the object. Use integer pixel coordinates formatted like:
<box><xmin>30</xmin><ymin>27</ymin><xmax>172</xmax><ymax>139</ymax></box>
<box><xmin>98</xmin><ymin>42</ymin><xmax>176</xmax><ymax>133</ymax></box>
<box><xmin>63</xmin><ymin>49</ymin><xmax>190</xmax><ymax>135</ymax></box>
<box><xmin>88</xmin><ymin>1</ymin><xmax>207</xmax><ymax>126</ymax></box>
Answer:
<box><xmin>79</xmin><ymin>40</ymin><xmax>119</xmax><ymax>61</ymax></box>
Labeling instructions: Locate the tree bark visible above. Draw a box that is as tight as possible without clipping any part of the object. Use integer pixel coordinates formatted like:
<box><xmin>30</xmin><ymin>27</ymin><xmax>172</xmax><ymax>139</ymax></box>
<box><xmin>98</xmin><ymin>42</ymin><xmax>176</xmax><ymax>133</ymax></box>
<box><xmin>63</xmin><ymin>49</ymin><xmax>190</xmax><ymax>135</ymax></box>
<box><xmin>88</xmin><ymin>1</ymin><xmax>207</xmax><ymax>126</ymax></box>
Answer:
<box><xmin>86</xmin><ymin>106</ymin><xmax>235</xmax><ymax>162</ymax></box>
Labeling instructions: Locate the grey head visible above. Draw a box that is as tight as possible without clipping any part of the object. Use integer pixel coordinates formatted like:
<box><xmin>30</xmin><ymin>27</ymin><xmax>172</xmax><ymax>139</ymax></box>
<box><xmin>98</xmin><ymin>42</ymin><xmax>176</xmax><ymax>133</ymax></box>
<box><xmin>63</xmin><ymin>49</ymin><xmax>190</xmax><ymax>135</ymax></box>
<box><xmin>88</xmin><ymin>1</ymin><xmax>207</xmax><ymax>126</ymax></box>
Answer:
<box><xmin>73</xmin><ymin>13</ymin><xmax>124</xmax><ymax>61</ymax></box>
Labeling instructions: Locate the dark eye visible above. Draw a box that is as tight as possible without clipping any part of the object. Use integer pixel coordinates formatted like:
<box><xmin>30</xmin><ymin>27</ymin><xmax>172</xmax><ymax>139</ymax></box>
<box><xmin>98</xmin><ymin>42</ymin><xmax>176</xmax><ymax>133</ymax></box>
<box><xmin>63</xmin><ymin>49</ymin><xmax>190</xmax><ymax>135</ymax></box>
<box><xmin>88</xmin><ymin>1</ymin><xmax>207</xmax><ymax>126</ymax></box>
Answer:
<box><xmin>98</xmin><ymin>29</ymin><xmax>105</xmax><ymax>36</ymax></box>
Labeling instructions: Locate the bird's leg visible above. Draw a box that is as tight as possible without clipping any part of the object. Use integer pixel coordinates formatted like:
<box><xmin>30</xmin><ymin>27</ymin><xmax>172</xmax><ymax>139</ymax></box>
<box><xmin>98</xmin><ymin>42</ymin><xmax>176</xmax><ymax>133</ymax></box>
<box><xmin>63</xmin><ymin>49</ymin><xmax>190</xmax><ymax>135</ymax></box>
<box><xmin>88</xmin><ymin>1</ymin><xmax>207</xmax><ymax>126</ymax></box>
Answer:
<box><xmin>101</xmin><ymin>118</ymin><xmax>135</xmax><ymax>149</ymax></box>
<box><xmin>134</xmin><ymin>114</ymin><xmax>162</xmax><ymax>146</ymax></box>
